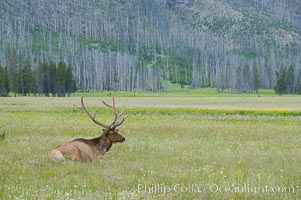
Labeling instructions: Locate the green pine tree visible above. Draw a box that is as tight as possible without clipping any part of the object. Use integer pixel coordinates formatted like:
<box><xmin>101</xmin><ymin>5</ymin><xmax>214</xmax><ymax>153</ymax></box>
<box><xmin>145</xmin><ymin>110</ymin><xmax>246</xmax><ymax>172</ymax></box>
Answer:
<box><xmin>65</xmin><ymin>64</ymin><xmax>73</xmax><ymax>97</ymax></box>
<box><xmin>49</xmin><ymin>61</ymin><xmax>57</xmax><ymax>97</ymax></box>
<box><xmin>285</xmin><ymin>64</ymin><xmax>294</xmax><ymax>94</ymax></box>
<box><xmin>274</xmin><ymin>67</ymin><xmax>287</xmax><ymax>96</ymax></box>
<box><xmin>8</xmin><ymin>50</ymin><xmax>20</xmax><ymax>96</ymax></box>
<box><xmin>56</xmin><ymin>61</ymin><xmax>67</xmax><ymax>97</ymax></box>
<box><xmin>22</xmin><ymin>57</ymin><xmax>33</xmax><ymax>96</ymax></box>
<box><xmin>252</xmin><ymin>62</ymin><xmax>260</xmax><ymax>94</ymax></box>
<box><xmin>0</xmin><ymin>65</ymin><xmax>9</xmax><ymax>96</ymax></box>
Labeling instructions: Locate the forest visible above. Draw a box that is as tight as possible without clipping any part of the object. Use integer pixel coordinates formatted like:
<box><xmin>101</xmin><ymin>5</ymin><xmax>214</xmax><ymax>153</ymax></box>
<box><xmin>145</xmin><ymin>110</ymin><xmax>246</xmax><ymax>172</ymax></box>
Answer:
<box><xmin>0</xmin><ymin>0</ymin><xmax>301</xmax><ymax>95</ymax></box>
<box><xmin>0</xmin><ymin>50</ymin><xmax>76</xmax><ymax>97</ymax></box>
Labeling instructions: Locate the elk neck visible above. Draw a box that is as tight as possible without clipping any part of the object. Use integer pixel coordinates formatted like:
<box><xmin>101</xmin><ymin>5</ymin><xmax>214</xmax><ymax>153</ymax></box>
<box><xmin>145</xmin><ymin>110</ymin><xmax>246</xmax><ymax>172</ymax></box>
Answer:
<box><xmin>91</xmin><ymin>133</ymin><xmax>113</xmax><ymax>155</ymax></box>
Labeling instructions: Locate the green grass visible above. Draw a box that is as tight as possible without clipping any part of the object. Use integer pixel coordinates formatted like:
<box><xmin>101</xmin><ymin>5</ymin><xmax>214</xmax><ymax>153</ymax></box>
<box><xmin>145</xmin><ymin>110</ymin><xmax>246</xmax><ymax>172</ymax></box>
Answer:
<box><xmin>0</xmin><ymin>95</ymin><xmax>300</xmax><ymax>199</ymax></box>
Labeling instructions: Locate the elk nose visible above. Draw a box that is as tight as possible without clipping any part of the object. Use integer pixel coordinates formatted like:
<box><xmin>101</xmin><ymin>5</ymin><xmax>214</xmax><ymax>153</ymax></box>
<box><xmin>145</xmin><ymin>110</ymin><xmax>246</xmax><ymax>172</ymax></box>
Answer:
<box><xmin>122</xmin><ymin>137</ymin><xmax>125</xmax><ymax>142</ymax></box>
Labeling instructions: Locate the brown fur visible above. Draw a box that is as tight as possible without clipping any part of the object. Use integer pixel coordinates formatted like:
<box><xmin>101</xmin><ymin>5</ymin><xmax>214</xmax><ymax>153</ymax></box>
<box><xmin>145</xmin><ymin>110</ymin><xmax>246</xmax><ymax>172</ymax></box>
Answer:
<box><xmin>50</xmin><ymin>96</ymin><xmax>127</xmax><ymax>162</ymax></box>
<box><xmin>50</xmin><ymin>129</ymin><xmax>125</xmax><ymax>162</ymax></box>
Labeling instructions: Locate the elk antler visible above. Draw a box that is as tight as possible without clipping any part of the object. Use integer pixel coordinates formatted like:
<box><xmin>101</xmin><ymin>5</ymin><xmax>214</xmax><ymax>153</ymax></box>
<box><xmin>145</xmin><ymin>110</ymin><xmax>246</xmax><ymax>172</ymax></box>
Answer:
<box><xmin>74</xmin><ymin>96</ymin><xmax>110</xmax><ymax>129</ymax></box>
<box><xmin>102</xmin><ymin>95</ymin><xmax>128</xmax><ymax>129</ymax></box>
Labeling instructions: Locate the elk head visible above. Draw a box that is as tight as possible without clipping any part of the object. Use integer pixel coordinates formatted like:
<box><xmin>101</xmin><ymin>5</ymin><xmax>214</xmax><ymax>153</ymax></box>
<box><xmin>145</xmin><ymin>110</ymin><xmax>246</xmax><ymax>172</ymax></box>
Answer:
<box><xmin>50</xmin><ymin>95</ymin><xmax>128</xmax><ymax>162</ymax></box>
<box><xmin>74</xmin><ymin>95</ymin><xmax>128</xmax><ymax>143</ymax></box>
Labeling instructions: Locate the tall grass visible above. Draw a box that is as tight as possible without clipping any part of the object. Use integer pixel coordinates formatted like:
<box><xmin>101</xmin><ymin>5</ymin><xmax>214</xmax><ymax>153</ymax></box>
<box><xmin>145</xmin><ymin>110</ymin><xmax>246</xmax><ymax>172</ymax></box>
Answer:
<box><xmin>0</xmin><ymin>96</ymin><xmax>300</xmax><ymax>199</ymax></box>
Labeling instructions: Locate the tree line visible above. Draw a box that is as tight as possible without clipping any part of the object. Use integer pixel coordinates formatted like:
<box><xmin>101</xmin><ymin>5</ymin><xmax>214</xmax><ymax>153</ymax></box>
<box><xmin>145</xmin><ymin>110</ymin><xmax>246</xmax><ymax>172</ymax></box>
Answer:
<box><xmin>274</xmin><ymin>64</ymin><xmax>301</xmax><ymax>96</ymax></box>
<box><xmin>0</xmin><ymin>50</ymin><xmax>76</xmax><ymax>97</ymax></box>
<box><xmin>1</xmin><ymin>1</ymin><xmax>301</xmax><ymax>94</ymax></box>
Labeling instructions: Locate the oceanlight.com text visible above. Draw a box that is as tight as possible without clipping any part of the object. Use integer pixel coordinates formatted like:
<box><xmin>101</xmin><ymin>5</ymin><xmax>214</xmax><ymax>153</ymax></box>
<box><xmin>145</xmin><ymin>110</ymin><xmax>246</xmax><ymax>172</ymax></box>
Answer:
<box><xmin>137</xmin><ymin>183</ymin><xmax>299</xmax><ymax>196</ymax></box>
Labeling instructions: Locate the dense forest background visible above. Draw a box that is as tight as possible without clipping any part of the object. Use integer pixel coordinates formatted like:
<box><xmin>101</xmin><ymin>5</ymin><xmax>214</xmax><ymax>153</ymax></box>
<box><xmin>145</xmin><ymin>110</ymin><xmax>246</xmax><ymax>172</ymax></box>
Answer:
<box><xmin>1</xmin><ymin>0</ymin><xmax>301</xmax><ymax>95</ymax></box>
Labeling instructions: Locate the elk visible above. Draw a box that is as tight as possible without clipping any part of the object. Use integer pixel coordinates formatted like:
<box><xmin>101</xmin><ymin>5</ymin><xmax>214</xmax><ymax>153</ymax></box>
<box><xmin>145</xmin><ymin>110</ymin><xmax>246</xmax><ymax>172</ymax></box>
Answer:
<box><xmin>50</xmin><ymin>96</ymin><xmax>128</xmax><ymax>162</ymax></box>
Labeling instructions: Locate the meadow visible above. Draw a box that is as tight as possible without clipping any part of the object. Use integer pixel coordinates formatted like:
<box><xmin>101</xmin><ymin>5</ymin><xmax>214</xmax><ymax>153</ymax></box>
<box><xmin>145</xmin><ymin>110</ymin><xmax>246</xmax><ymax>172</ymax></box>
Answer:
<box><xmin>0</xmin><ymin>91</ymin><xmax>300</xmax><ymax>199</ymax></box>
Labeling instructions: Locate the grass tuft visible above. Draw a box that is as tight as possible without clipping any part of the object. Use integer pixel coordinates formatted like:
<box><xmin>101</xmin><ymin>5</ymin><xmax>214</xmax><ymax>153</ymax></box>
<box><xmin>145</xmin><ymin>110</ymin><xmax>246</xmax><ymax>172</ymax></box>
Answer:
<box><xmin>0</xmin><ymin>128</ymin><xmax>5</xmax><ymax>142</ymax></box>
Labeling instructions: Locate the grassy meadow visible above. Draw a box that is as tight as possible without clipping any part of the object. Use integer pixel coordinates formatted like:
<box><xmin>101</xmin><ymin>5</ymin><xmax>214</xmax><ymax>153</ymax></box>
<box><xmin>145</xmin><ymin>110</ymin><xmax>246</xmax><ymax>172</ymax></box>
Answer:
<box><xmin>0</xmin><ymin>91</ymin><xmax>301</xmax><ymax>199</ymax></box>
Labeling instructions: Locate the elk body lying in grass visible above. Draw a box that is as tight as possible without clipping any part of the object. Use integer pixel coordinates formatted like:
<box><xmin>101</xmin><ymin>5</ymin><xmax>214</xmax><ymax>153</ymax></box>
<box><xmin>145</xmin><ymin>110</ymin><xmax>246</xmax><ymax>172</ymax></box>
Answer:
<box><xmin>50</xmin><ymin>96</ymin><xmax>128</xmax><ymax>162</ymax></box>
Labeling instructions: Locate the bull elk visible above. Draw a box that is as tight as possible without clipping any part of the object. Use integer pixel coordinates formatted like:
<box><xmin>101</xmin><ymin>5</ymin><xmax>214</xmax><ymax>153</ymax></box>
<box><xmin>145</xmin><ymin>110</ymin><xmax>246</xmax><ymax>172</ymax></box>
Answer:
<box><xmin>50</xmin><ymin>96</ymin><xmax>128</xmax><ymax>162</ymax></box>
